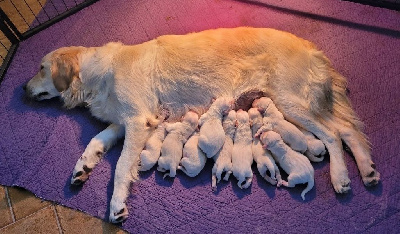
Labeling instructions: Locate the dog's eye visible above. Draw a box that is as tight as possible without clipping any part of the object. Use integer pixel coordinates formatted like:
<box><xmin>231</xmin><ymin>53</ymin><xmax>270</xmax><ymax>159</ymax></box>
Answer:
<box><xmin>40</xmin><ymin>65</ymin><xmax>44</xmax><ymax>70</ymax></box>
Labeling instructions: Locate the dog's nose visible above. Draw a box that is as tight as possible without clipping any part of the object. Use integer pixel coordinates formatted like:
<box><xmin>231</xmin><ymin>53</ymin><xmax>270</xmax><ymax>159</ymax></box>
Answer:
<box><xmin>23</xmin><ymin>84</ymin><xmax>27</xmax><ymax>91</ymax></box>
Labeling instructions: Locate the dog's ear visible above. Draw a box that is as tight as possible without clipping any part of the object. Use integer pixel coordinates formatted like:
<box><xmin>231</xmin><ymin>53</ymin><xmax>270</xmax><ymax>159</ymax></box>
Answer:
<box><xmin>51</xmin><ymin>48</ymin><xmax>80</xmax><ymax>92</ymax></box>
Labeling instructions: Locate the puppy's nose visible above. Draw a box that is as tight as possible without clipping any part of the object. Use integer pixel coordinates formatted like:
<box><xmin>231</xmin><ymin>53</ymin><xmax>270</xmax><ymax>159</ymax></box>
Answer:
<box><xmin>23</xmin><ymin>84</ymin><xmax>27</xmax><ymax>91</ymax></box>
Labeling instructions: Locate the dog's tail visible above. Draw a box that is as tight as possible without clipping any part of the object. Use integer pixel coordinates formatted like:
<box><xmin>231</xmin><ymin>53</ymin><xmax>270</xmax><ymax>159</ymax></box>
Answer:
<box><xmin>301</xmin><ymin>179</ymin><xmax>315</xmax><ymax>200</ymax></box>
<box><xmin>329</xmin><ymin>67</ymin><xmax>371</xmax><ymax>151</ymax></box>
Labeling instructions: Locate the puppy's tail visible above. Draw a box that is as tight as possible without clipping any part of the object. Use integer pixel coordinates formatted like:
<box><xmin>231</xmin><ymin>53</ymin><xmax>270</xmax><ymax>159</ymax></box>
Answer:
<box><xmin>301</xmin><ymin>179</ymin><xmax>315</xmax><ymax>200</ymax></box>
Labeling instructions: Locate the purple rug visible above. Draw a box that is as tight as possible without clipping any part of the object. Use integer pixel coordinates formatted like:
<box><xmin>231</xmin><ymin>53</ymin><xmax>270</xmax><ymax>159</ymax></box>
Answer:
<box><xmin>1</xmin><ymin>0</ymin><xmax>399</xmax><ymax>233</ymax></box>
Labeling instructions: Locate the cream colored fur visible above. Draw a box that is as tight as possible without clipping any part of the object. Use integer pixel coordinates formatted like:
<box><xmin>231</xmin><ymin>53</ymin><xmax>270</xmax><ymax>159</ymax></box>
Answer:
<box><xmin>253</xmin><ymin>97</ymin><xmax>308</xmax><ymax>153</ymax></box>
<box><xmin>260</xmin><ymin>131</ymin><xmax>315</xmax><ymax>200</ymax></box>
<box><xmin>178</xmin><ymin>132</ymin><xmax>207</xmax><ymax>177</ymax></box>
<box><xmin>232</xmin><ymin>110</ymin><xmax>253</xmax><ymax>189</ymax></box>
<box><xmin>212</xmin><ymin>110</ymin><xmax>236</xmax><ymax>189</ymax></box>
<box><xmin>248</xmin><ymin>108</ymin><xmax>281</xmax><ymax>185</ymax></box>
<box><xmin>25</xmin><ymin>27</ymin><xmax>379</xmax><ymax>222</ymax></box>
<box><xmin>139</xmin><ymin>123</ymin><xmax>167</xmax><ymax>171</ymax></box>
<box><xmin>198</xmin><ymin>97</ymin><xmax>234</xmax><ymax>158</ymax></box>
<box><xmin>157</xmin><ymin>111</ymin><xmax>199</xmax><ymax>179</ymax></box>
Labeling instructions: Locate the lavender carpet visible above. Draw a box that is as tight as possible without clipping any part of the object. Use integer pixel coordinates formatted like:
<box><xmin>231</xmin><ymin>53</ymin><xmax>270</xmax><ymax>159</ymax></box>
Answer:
<box><xmin>1</xmin><ymin>0</ymin><xmax>399</xmax><ymax>233</ymax></box>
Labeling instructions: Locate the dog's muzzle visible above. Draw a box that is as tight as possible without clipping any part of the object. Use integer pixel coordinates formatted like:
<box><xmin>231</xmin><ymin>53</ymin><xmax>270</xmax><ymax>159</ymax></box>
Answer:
<box><xmin>23</xmin><ymin>83</ymin><xmax>49</xmax><ymax>101</ymax></box>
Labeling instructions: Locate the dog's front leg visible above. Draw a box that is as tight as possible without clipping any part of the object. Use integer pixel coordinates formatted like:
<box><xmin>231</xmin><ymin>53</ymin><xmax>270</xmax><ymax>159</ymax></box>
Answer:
<box><xmin>71</xmin><ymin>124</ymin><xmax>125</xmax><ymax>185</ymax></box>
<box><xmin>109</xmin><ymin>118</ymin><xmax>150</xmax><ymax>223</ymax></box>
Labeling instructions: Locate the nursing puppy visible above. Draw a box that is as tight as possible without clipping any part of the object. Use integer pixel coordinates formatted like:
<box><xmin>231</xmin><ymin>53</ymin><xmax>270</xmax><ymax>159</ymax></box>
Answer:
<box><xmin>138</xmin><ymin>123</ymin><xmax>167</xmax><ymax>171</ymax></box>
<box><xmin>260</xmin><ymin>131</ymin><xmax>314</xmax><ymax>200</ymax></box>
<box><xmin>232</xmin><ymin>109</ymin><xmax>253</xmax><ymax>189</ymax></box>
<box><xmin>248</xmin><ymin>108</ymin><xmax>281</xmax><ymax>185</ymax></box>
<box><xmin>212</xmin><ymin>110</ymin><xmax>236</xmax><ymax>188</ymax></box>
<box><xmin>300</xmin><ymin>128</ymin><xmax>326</xmax><ymax>162</ymax></box>
<box><xmin>198</xmin><ymin>97</ymin><xmax>234</xmax><ymax>158</ymax></box>
<box><xmin>178</xmin><ymin>132</ymin><xmax>207</xmax><ymax>177</ymax></box>
<box><xmin>253</xmin><ymin>97</ymin><xmax>307</xmax><ymax>153</ymax></box>
<box><xmin>25</xmin><ymin>27</ymin><xmax>379</xmax><ymax>222</ymax></box>
<box><xmin>157</xmin><ymin>111</ymin><xmax>199</xmax><ymax>178</ymax></box>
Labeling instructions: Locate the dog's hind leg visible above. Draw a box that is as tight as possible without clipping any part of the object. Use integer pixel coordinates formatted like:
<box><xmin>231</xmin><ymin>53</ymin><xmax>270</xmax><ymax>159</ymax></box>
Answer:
<box><xmin>332</xmin><ymin>118</ymin><xmax>380</xmax><ymax>187</ymax></box>
<box><xmin>276</xmin><ymin>101</ymin><xmax>351</xmax><ymax>193</ymax></box>
<box><xmin>71</xmin><ymin>124</ymin><xmax>125</xmax><ymax>185</ymax></box>
<box><xmin>109</xmin><ymin>118</ymin><xmax>152</xmax><ymax>223</ymax></box>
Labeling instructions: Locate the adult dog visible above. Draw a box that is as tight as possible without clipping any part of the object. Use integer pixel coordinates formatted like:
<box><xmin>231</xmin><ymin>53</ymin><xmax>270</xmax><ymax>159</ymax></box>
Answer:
<box><xmin>24</xmin><ymin>27</ymin><xmax>380</xmax><ymax>223</ymax></box>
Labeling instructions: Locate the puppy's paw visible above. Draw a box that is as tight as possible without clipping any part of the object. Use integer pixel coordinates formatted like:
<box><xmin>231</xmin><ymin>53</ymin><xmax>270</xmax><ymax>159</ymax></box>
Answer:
<box><xmin>109</xmin><ymin>202</ymin><xmax>128</xmax><ymax>223</ymax></box>
<box><xmin>361</xmin><ymin>163</ymin><xmax>380</xmax><ymax>187</ymax></box>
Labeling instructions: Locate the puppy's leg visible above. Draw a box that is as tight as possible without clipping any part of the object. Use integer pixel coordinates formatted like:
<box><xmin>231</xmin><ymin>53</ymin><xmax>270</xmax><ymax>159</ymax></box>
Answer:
<box><xmin>333</xmin><ymin>119</ymin><xmax>380</xmax><ymax>186</ymax></box>
<box><xmin>71</xmin><ymin>124</ymin><xmax>125</xmax><ymax>185</ymax></box>
<box><xmin>278</xmin><ymin>104</ymin><xmax>351</xmax><ymax>193</ymax></box>
<box><xmin>109</xmin><ymin>119</ymin><xmax>151</xmax><ymax>223</ymax></box>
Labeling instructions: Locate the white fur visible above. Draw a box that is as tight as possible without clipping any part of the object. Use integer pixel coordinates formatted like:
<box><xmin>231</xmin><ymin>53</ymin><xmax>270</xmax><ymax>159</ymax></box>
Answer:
<box><xmin>260</xmin><ymin>131</ymin><xmax>314</xmax><ymax>200</ymax></box>
<box><xmin>25</xmin><ymin>27</ymin><xmax>379</xmax><ymax>222</ymax></box>
<box><xmin>178</xmin><ymin>132</ymin><xmax>207</xmax><ymax>177</ymax></box>
<box><xmin>232</xmin><ymin>110</ymin><xmax>253</xmax><ymax>189</ymax></box>
<box><xmin>253</xmin><ymin>97</ymin><xmax>308</xmax><ymax>153</ymax></box>
<box><xmin>248</xmin><ymin>108</ymin><xmax>281</xmax><ymax>185</ymax></box>
<box><xmin>139</xmin><ymin>123</ymin><xmax>167</xmax><ymax>171</ymax></box>
<box><xmin>198</xmin><ymin>97</ymin><xmax>234</xmax><ymax>158</ymax></box>
<box><xmin>212</xmin><ymin>110</ymin><xmax>236</xmax><ymax>188</ymax></box>
<box><xmin>300</xmin><ymin>128</ymin><xmax>326</xmax><ymax>162</ymax></box>
<box><xmin>157</xmin><ymin>111</ymin><xmax>199</xmax><ymax>178</ymax></box>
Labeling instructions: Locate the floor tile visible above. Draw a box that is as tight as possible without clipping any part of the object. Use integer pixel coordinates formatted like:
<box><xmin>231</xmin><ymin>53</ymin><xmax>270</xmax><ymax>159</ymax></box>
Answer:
<box><xmin>0</xmin><ymin>186</ymin><xmax>13</xmax><ymax>228</ymax></box>
<box><xmin>0</xmin><ymin>206</ymin><xmax>59</xmax><ymax>234</ymax></box>
<box><xmin>55</xmin><ymin>205</ymin><xmax>127</xmax><ymax>234</ymax></box>
<box><xmin>7</xmin><ymin>187</ymin><xmax>51</xmax><ymax>220</ymax></box>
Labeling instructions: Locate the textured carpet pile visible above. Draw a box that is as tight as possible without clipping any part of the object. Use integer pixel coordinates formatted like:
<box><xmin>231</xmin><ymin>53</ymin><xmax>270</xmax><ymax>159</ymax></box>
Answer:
<box><xmin>0</xmin><ymin>0</ymin><xmax>399</xmax><ymax>233</ymax></box>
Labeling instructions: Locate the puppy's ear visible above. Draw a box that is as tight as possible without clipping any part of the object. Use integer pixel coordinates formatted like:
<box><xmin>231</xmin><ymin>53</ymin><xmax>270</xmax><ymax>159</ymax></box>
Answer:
<box><xmin>51</xmin><ymin>49</ymin><xmax>80</xmax><ymax>92</ymax></box>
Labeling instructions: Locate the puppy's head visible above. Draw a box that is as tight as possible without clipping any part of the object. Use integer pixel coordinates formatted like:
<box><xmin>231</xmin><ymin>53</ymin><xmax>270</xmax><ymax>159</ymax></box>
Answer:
<box><xmin>213</xmin><ymin>97</ymin><xmax>235</xmax><ymax>115</ymax></box>
<box><xmin>248</xmin><ymin>107</ymin><xmax>262</xmax><ymax>123</ymax></box>
<box><xmin>252</xmin><ymin>97</ymin><xmax>273</xmax><ymax>113</ymax></box>
<box><xmin>24</xmin><ymin>47</ymin><xmax>84</xmax><ymax>107</ymax></box>
<box><xmin>260</xmin><ymin>131</ymin><xmax>282</xmax><ymax>148</ymax></box>
<box><xmin>235</xmin><ymin>109</ymin><xmax>249</xmax><ymax>125</ymax></box>
<box><xmin>182</xmin><ymin>111</ymin><xmax>199</xmax><ymax>128</ymax></box>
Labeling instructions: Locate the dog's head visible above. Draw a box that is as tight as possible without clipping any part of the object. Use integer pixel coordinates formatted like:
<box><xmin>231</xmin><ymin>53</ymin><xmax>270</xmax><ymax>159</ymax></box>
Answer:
<box><xmin>24</xmin><ymin>47</ymin><xmax>85</xmax><ymax>107</ymax></box>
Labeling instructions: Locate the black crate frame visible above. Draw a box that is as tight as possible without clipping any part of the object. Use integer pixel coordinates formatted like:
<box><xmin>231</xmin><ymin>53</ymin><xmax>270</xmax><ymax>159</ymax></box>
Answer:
<box><xmin>0</xmin><ymin>0</ymin><xmax>99</xmax><ymax>83</ymax></box>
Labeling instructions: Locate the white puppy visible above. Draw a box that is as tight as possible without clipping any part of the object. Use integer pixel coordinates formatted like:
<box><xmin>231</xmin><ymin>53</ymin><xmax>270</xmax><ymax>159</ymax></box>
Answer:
<box><xmin>138</xmin><ymin>123</ymin><xmax>167</xmax><ymax>171</ymax></box>
<box><xmin>232</xmin><ymin>109</ymin><xmax>253</xmax><ymax>189</ymax></box>
<box><xmin>248</xmin><ymin>108</ymin><xmax>281</xmax><ymax>185</ymax></box>
<box><xmin>260</xmin><ymin>131</ymin><xmax>315</xmax><ymax>200</ymax></box>
<box><xmin>253</xmin><ymin>97</ymin><xmax>307</xmax><ymax>153</ymax></box>
<box><xmin>212</xmin><ymin>110</ymin><xmax>236</xmax><ymax>188</ymax></box>
<box><xmin>300</xmin><ymin>128</ymin><xmax>326</xmax><ymax>162</ymax></box>
<box><xmin>198</xmin><ymin>97</ymin><xmax>234</xmax><ymax>158</ymax></box>
<box><xmin>157</xmin><ymin>111</ymin><xmax>199</xmax><ymax>178</ymax></box>
<box><xmin>178</xmin><ymin>132</ymin><xmax>207</xmax><ymax>177</ymax></box>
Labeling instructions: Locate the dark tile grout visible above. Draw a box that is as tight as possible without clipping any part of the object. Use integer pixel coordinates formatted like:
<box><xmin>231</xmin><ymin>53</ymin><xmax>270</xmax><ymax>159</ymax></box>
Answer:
<box><xmin>4</xmin><ymin>187</ymin><xmax>16</xmax><ymax>223</ymax></box>
<box><xmin>51</xmin><ymin>204</ymin><xmax>64</xmax><ymax>234</ymax></box>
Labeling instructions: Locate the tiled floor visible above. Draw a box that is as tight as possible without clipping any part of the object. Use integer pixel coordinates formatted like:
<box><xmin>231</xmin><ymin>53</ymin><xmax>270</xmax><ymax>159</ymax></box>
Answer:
<box><xmin>0</xmin><ymin>185</ymin><xmax>126</xmax><ymax>233</ymax></box>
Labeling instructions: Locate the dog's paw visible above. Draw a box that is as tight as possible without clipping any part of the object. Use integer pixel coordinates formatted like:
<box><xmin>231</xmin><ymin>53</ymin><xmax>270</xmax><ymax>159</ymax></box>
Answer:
<box><xmin>71</xmin><ymin>164</ymin><xmax>92</xmax><ymax>186</ymax></box>
<box><xmin>332</xmin><ymin>177</ymin><xmax>351</xmax><ymax>193</ymax></box>
<box><xmin>109</xmin><ymin>202</ymin><xmax>129</xmax><ymax>223</ymax></box>
<box><xmin>361</xmin><ymin>163</ymin><xmax>380</xmax><ymax>187</ymax></box>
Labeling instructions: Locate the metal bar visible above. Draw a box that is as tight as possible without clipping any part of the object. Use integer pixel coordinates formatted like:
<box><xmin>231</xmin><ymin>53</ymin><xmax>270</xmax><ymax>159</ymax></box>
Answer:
<box><xmin>37</xmin><ymin>0</ymin><xmax>51</xmax><ymax>20</ymax></box>
<box><xmin>343</xmin><ymin>0</ymin><xmax>400</xmax><ymax>11</ymax></box>
<box><xmin>0</xmin><ymin>8</ymin><xmax>22</xmax><ymax>41</ymax></box>
<box><xmin>61</xmin><ymin>0</ymin><xmax>69</xmax><ymax>10</ymax></box>
<box><xmin>22</xmin><ymin>0</ymin><xmax>42</xmax><ymax>25</ymax></box>
<box><xmin>49</xmin><ymin>0</ymin><xmax>60</xmax><ymax>15</ymax></box>
<box><xmin>22</xmin><ymin>0</ymin><xmax>100</xmax><ymax>39</ymax></box>
<box><xmin>0</xmin><ymin>43</ymin><xmax>19</xmax><ymax>84</ymax></box>
<box><xmin>9</xmin><ymin>0</ymin><xmax>31</xmax><ymax>27</ymax></box>
<box><xmin>0</xmin><ymin>39</ymin><xmax>9</xmax><ymax>51</ymax></box>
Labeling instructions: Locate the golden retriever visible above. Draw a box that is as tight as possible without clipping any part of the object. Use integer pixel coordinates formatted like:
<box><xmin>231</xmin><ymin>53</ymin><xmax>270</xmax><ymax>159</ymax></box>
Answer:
<box><xmin>24</xmin><ymin>27</ymin><xmax>380</xmax><ymax>223</ymax></box>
